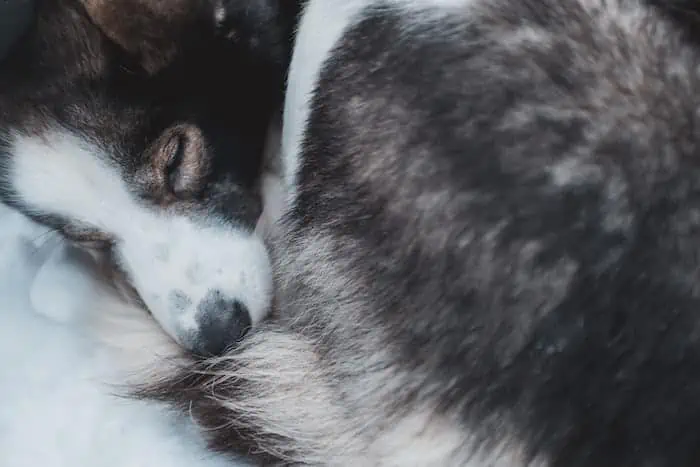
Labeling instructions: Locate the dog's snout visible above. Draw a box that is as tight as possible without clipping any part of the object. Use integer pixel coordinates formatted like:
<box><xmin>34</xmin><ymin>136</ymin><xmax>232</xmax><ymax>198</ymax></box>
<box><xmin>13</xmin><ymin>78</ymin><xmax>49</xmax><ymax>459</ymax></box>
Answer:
<box><xmin>193</xmin><ymin>299</ymin><xmax>252</xmax><ymax>356</ymax></box>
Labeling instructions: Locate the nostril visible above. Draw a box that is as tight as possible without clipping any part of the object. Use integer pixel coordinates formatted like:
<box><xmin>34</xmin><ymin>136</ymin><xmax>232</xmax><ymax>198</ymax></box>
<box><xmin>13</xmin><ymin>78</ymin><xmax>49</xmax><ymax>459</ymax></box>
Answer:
<box><xmin>193</xmin><ymin>299</ymin><xmax>252</xmax><ymax>357</ymax></box>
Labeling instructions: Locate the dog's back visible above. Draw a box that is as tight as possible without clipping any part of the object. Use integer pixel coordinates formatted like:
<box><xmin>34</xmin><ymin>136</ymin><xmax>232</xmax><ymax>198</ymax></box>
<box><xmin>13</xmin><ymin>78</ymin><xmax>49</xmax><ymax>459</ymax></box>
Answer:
<box><xmin>143</xmin><ymin>0</ymin><xmax>700</xmax><ymax>465</ymax></box>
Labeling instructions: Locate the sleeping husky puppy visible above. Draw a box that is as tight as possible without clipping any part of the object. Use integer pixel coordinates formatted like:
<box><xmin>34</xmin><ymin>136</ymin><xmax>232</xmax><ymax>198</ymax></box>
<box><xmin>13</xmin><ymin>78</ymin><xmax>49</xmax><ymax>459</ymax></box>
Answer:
<box><xmin>0</xmin><ymin>0</ymin><xmax>295</xmax><ymax>356</ymax></box>
<box><xmin>128</xmin><ymin>0</ymin><xmax>700</xmax><ymax>465</ymax></box>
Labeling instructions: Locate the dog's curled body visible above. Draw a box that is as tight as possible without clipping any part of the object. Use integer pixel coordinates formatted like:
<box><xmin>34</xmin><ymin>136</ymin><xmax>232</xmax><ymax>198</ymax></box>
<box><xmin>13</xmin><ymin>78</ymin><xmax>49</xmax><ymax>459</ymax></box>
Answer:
<box><xmin>142</xmin><ymin>0</ymin><xmax>700</xmax><ymax>465</ymax></box>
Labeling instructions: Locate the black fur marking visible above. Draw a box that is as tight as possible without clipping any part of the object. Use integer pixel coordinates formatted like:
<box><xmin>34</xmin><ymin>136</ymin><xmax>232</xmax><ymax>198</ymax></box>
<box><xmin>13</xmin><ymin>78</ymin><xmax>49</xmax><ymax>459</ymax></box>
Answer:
<box><xmin>646</xmin><ymin>0</ymin><xmax>700</xmax><ymax>44</ymax></box>
<box><xmin>0</xmin><ymin>0</ymin><xmax>34</xmax><ymax>60</ymax></box>
<box><xmin>0</xmin><ymin>0</ymin><xmax>289</xmax><ymax>232</ymax></box>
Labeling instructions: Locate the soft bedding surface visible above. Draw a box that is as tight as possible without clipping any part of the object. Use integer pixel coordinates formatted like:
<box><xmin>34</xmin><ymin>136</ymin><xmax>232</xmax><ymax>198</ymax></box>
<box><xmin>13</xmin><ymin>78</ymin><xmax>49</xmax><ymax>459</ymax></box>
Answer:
<box><xmin>0</xmin><ymin>202</ymin><xmax>245</xmax><ymax>467</ymax></box>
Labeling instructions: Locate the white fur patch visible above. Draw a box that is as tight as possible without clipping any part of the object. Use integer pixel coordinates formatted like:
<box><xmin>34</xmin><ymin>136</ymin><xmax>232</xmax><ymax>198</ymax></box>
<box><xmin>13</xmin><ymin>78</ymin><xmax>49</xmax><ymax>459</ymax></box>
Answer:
<box><xmin>282</xmin><ymin>0</ymin><xmax>474</xmax><ymax>206</ymax></box>
<box><xmin>0</xmin><ymin>203</ymin><xmax>251</xmax><ymax>467</ymax></box>
<box><xmin>256</xmin><ymin>117</ymin><xmax>288</xmax><ymax>234</ymax></box>
<box><xmin>281</xmin><ymin>0</ymin><xmax>368</xmax><ymax>201</ymax></box>
<box><xmin>30</xmin><ymin>242</ymin><xmax>102</xmax><ymax>324</ymax></box>
<box><xmin>5</xmin><ymin>130</ymin><xmax>273</xmax><ymax>352</ymax></box>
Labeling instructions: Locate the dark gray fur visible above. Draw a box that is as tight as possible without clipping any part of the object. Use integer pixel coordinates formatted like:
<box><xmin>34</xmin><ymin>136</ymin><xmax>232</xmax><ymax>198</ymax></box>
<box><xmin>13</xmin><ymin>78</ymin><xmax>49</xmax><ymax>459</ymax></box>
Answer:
<box><xmin>134</xmin><ymin>0</ymin><xmax>700</xmax><ymax>465</ymax></box>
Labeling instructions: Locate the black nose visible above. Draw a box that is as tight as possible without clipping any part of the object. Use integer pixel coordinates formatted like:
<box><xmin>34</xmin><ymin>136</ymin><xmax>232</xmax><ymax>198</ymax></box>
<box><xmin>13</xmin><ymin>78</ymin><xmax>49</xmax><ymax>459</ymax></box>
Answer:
<box><xmin>193</xmin><ymin>299</ymin><xmax>252</xmax><ymax>357</ymax></box>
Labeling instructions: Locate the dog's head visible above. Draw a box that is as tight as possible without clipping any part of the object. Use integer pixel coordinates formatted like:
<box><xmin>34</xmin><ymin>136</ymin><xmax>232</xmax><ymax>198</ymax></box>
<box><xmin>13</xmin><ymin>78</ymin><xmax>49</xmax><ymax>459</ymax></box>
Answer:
<box><xmin>0</xmin><ymin>0</ymin><xmax>292</xmax><ymax>355</ymax></box>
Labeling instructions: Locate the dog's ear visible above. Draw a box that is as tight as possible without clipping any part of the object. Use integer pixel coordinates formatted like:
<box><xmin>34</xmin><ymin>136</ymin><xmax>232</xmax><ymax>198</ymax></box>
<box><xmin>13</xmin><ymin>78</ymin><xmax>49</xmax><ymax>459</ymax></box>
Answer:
<box><xmin>79</xmin><ymin>0</ymin><xmax>216</xmax><ymax>74</ymax></box>
<box><xmin>80</xmin><ymin>0</ymin><xmax>301</xmax><ymax>75</ymax></box>
<box><xmin>215</xmin><ymin>0</ymin><xmax>301</xmax><ymax>71</ymax></box>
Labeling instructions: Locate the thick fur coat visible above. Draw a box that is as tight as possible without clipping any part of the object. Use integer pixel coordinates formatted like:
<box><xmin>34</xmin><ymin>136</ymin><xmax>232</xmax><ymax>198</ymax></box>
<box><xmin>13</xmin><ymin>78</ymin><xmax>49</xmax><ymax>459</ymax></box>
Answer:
<box><xmin>7</xmin><ymin>0</ymin><xmax>700</xmax><ymax>466</ymax></box>
<box><xmin>140</xmin><ymin>0</ymin><xmax>700</xmax><ymax>465</ymax></box>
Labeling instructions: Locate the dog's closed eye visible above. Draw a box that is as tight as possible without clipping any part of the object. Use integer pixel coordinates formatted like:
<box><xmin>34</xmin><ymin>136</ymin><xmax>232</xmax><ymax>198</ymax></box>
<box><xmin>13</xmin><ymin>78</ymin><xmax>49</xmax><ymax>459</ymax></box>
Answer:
<box><xmin>163</xmin><ymin>132</ymin><xmax>188</xmax><ymax>196</ymax></box>
<box><xmin>153</xmin><ymin>124</ymin><xmax>209</xmax><ymax>201</ymax></box>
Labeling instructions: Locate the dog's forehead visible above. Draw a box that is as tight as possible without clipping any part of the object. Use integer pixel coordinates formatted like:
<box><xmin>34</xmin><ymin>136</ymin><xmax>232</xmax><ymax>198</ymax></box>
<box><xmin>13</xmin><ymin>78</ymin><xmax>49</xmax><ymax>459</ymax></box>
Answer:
<box><xmin>80</xmin><ymin>0</ymin><xmax>220</xmax><ymax>74</ymax></box>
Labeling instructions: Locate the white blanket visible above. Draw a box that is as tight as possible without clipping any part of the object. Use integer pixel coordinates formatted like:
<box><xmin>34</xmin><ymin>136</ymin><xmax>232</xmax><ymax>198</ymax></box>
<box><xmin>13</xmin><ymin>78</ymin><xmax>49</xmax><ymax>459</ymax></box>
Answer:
<box><xmin>0</xmin><ymin>203</ymin><xmax>246</xmax><ymax>467</ymax></box>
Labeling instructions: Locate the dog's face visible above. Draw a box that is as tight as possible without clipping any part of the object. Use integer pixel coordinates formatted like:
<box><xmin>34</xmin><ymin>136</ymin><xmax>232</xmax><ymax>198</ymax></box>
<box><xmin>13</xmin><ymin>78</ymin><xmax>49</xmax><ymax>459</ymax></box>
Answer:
<box><xmin>0</xmin><ymin>0</ymin><xmax>286</xmax><ymax>355</ymax></box>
